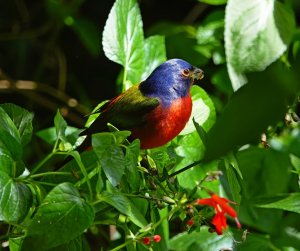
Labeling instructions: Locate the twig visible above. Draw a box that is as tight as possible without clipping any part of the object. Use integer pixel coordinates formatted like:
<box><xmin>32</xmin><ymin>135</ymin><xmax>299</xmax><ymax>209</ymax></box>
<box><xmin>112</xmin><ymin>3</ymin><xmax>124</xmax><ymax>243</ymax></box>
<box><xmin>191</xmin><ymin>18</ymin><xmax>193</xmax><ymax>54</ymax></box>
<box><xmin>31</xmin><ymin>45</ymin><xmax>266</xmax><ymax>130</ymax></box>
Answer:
<box><xmin>169</xmin><ymin>160</ymin><xmax>202</xmax><ymax>178</ymax></box>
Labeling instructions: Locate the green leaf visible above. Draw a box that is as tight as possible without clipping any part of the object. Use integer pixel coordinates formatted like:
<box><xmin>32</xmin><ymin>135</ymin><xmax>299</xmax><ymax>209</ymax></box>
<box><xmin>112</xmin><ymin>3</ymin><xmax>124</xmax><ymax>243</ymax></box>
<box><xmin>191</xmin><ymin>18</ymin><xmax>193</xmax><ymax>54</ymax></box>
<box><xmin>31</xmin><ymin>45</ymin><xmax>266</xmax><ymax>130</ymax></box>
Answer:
<box><xmin>199</xmin><ymin>0</ymin><xmax>227</xmax><ymax>5</ymax></box>
<box><xmin>225</xmin><ymin>0</ymin><xmax>296</xmax><ymax>90</ymax></box>
<box><xmin>176</xmin><ymin>131</ymin><xmax>205</xmax><ymax>161</ymax></box>
<box><xmin>0</xmin><ymin>105</ymin><xmax>20</xmax><ymax>141</ymax></box>
<box><xmin>193</xmin><ymin>118</ymin><xmax>207</xmax><ymax>147</ymax></box>
<box><xmin>23</xmin><ymin>183</ymin><xmax>94</xmax><ymax>250</ymax></box>
<box><xmin>36</xmin><ymin>126</ymin><xmax>84</xmax><ymax>149</ymax></box>
<box><xmin>204</xmin><ymin>63</ymin><xmax>298</xmax><ymax>162</ymax></box>
<box><xmin>0</xmin><ymin>149</ymin><xmax>14</xmax><ymax>175</ymax></box>
<box><xmin>9</xmin><ymin>236</ymin><xmax>24</xmax><ymax>251</ymax></box>
<box><xmin>124</xmin><ymin>139</ymin><xmax>141</xmax><ymax>191</ymax></box>
<box><xmin>258</xmin><ymin>193</ymin><xmax>300</xmax><ymax>214</ymax></box>
<box><xmin>180</xmin><ymin>85</ymin><xmax>216</xmax><ymax>135</ymax></box>
<box><xmin>48</xmin><ymin>235</ymin><xmax>90</xmax><ymax>251</ymax></box>
<box><xmin>54</xmin><ymin>109</ymin><xmax>68</xmax><ymax>141</ymax></box>
<box><xmin>223</xmin><ymin>159</ymin><xmax>241</xmax><ymax>204</ymax></box>
<box><xmin>0</xmin><ymin>106</ymin><xmax>23</xmax><ymax>161</ymax></box>
<box><xmin>176</xmin><ymin>160</ymin><xmax>219</xmax><ymax>195</ymax></box>
<box><xmin>0</xmin><ymin>129</ymin><xmax>22</xmax><ymax>161</ymax></box>
<box><xmin>235</xmin><ymin>231</ymin><xmax>281</xmax><ymax>251</ymax></box>
<box><xmin>141</xmin><ymin>35</ymin><xmax>166</xmax><ymax>80</ymax></box>
<box><xmin>0</xmin><ymin>171</ymin><xmax>32</xmax><ymax>223</ymax></box>
<box><xmin>102</xmin><ymin>0</ymin><xmax>145</xmax><ymax>85</ymax></box>
<box><xmin>100</xmin><ymin>192</ymin><xmax>147</xmax><ymax>228</ymax></box>
<box><xmin>1</xmin><ymin>103</ymin><xmax>34</xmax><ymax>146</ymax></box>
<box><xmin>169</xmin><ymin>227</ymin><xmax>233</xmax><ymax>251</ymax></box>
<box><xmin>236</xmin><ymin>147</ymin><xmax>291</xmax><ymax>233</ymax></box>
<box><xmin>92</xmin><ymin>133</ymin><xmax>125</xmax><ymax>186</ymax></box>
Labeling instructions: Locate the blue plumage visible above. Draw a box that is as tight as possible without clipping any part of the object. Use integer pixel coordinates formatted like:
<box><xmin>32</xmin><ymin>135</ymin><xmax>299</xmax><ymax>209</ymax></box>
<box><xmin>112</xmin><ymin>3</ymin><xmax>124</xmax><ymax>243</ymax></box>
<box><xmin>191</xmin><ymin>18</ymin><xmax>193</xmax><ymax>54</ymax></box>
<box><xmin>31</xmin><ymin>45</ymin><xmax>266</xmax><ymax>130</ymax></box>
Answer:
<box><xmin>139</xmin><ymin>59</ymin><xmax>194</xmax><ymax>108</ymax></box>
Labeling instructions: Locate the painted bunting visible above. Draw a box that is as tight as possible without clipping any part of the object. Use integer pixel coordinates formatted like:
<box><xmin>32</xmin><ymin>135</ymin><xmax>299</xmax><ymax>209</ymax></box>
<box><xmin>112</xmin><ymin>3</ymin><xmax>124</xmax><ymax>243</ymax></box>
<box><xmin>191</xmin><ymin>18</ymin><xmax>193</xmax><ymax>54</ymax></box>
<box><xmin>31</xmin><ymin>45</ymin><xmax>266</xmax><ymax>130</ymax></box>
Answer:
<box><xmin>84</xmin><ymin>59</ymin><xmax>204</xmax><ymax>149</ymax></box>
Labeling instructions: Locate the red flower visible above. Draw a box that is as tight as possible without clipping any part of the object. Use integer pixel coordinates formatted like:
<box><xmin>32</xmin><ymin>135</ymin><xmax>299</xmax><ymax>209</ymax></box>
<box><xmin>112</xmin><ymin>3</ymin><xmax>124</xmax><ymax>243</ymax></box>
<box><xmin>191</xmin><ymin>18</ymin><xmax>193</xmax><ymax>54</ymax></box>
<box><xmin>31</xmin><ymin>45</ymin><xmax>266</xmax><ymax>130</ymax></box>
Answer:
<box><xmin>153</xmin><ymin>235</ymin><xmax>161</xmax><ymax>243</ymax></box>
<box><xmin>196</xmin><ymin>194</ymin><xmax>241</xmax><ymax>235</ymax></box>
<box><xmin>143</xmin><ymin>237</ymin><xmax>151</xmax><ymax>245</ymax></box>
<box><xmin>187</xmin><ymin>219</ymin><xmax>194</xmax><ymax>226</ymax></box>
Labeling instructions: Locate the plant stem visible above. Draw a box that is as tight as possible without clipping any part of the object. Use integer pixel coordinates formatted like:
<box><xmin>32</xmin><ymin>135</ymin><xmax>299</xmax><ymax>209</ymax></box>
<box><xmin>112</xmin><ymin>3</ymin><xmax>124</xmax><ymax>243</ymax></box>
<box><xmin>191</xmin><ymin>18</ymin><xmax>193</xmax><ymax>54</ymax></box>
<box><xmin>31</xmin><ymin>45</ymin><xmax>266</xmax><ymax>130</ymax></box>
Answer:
<box><xmin>30</xmin><ymin>171</ymin><xmax>71</xmax><ymax>178</ymax></box>
<box><xmin>122</xmin><ymin>67</ymin><xmax>128</xmax><ymax>91</ymax></box>
<box><xmin>30</xmin><ymin>152</ymin><xmax>55</xmax><ymax>175</ymax></box>
<box><xmin>31</xmin><ymin>181</ymin><xmax>58</xmax><ymax>187</ymax></box>
<box><xmin>110</xmin><ymin>207</ymin><xmax>179</xmax><ymax>251</ymax></box>
<box><xmin>168</xmin><ymin>160</ymin><xmax>202</xmax><ymax>178</ymax></box>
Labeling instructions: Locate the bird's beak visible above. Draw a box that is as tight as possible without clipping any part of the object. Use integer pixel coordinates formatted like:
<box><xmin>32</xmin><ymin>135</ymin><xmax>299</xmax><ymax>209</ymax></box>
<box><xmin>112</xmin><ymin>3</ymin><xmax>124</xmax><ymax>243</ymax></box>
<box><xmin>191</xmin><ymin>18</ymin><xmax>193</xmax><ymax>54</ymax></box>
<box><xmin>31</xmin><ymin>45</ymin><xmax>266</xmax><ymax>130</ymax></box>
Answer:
<box><xmin>191</xmin><ymin>67</ymin><xmax>204</xmax><ymax>83</ymax></box>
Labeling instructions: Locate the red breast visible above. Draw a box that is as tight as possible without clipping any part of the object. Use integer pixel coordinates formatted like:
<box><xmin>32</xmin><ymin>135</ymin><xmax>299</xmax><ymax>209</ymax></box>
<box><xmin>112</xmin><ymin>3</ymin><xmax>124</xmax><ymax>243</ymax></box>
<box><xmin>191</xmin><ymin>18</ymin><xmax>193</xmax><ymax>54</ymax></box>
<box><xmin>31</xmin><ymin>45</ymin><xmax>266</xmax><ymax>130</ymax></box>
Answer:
<box><xmin>131</xmin><ymin>95</ymin><xmax>192</xmax><ymax>149</ymax></box>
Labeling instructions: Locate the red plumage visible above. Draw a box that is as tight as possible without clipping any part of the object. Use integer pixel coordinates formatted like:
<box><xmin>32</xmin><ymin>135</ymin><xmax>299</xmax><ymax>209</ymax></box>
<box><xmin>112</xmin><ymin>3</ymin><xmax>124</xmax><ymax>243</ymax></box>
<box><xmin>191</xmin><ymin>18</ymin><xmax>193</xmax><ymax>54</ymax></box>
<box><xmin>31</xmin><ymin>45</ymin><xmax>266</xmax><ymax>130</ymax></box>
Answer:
<box><xmin>83</xmin><ymin>59</ymin><xmax>204</xmax><ymax>149</ymax></box>
<box><xmin>131</xmin><ymin>95</ymin><xmax>192</xmax><ymax>149</ymax></box>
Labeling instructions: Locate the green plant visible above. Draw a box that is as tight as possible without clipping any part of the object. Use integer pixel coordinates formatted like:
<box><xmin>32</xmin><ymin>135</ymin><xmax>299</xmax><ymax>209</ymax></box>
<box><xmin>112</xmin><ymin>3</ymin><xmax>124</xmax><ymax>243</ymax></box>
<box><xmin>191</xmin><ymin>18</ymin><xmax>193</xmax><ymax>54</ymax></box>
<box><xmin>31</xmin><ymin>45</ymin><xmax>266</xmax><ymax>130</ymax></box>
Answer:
<box><xmin>0</xmin><ymin>0</ymin><xmax>300</xmax><ymax>250</ymax></box>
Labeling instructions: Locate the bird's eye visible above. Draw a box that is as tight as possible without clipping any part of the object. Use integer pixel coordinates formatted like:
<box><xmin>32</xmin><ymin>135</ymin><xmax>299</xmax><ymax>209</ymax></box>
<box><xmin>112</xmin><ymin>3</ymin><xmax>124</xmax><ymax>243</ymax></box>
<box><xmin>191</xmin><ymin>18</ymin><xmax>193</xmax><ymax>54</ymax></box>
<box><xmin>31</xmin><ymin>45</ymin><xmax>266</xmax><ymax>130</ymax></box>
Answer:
<box><xmin>181</xmin><ymin>69</ymin><xmax>190</xmax><ymax>78</ymax></box>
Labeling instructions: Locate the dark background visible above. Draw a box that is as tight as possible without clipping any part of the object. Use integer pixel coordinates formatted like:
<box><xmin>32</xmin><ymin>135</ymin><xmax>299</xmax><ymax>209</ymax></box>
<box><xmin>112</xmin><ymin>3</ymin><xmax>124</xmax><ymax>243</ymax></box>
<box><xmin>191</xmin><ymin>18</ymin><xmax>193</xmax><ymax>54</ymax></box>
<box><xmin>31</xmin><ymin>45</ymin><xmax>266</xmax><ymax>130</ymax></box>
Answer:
<box><xmin>0</xmin><ymin>0</ymin><xmax>299</xmax><ymax>148</ymax></box>
<box><xmin>0</xmin><ymin>0</ymin><xmax>219</xmax><ymax>130</ymax></box>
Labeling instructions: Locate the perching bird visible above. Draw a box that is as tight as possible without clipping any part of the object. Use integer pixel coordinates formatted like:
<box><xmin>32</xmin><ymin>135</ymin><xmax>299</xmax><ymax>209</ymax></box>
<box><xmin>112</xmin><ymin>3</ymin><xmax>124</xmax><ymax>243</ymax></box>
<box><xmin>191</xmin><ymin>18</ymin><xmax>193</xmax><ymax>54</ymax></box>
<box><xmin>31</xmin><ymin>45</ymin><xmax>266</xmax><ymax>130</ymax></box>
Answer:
<box><xmin>84</xmin><ymin>59</ymin><xmax>204</xmax><ymax>149</ymax></box>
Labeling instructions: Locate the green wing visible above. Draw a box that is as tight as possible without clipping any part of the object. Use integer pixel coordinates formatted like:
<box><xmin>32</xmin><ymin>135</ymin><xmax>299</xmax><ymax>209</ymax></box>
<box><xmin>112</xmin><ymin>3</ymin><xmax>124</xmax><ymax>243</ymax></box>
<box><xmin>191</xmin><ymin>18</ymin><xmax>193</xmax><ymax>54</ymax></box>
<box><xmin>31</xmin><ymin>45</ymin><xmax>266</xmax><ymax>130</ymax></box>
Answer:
<box><xmin>86</xmin><ymin>84</ymin><xmax>160</xmax><ymax>134</ymax></box>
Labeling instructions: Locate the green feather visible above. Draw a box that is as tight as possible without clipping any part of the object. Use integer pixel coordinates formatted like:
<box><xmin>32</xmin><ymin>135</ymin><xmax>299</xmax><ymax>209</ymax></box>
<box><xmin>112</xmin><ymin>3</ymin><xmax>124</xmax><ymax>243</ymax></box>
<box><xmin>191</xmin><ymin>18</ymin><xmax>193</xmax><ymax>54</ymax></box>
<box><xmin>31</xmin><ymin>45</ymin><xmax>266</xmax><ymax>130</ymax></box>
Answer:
<box><xmin>86</xmin><ymin>84</ymin><xmax>160</xmax><ymax>134</ymax></box>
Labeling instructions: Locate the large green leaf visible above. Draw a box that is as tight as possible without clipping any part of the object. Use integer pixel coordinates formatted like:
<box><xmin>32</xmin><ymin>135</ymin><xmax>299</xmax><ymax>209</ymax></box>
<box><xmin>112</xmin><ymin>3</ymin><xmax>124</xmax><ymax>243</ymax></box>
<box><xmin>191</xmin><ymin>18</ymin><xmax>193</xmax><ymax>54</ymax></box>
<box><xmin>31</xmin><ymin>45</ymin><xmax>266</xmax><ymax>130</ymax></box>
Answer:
<box><xmin>258</xmin><ymin>193</ymin><xmax>300</xmax><ymax>214</ymax></box>
<box><xmin>102</xmin><ymin>0</ymin><xmax>145</xmax><ymax>85</ymax></box>
<box><xmin>23</xmin><ymin>183</ymin><xmax>94</xmax><ymax>250</ymax></box>
<box><xmin>100</xmin><ymin>192</ymin><xmax>147</xmax><ymax>228</ymax></box>
<box><xmin>204</xmin><ymin>62</ymin><xmax>298</xmax><ymax>162</ymax></box>
<box><xmin>1</xmin><ymin>103</ymin><xmax>33</xmax><ymax>146</ymax></box>
<box><xmin>0</xmin><ymin>171</ymin><xmax>32</xmax><ymax>223</ymax></box>
<box><xmin>141</xmin><ymin>35</ymin><xmax>166</xmax><ymax>80</ymax></box>
<box><xmin>225</xmin><ymin>0</ymin><xmax>295</xmax><ymax>90</ymax></box>
<box><xmin>236</xmin><ymin>147</ymin><xmax>291</xmax><ymax>233</ymax></box>
<box><xmin>180</xmin><ymin>85</ymin><xmax>216</xmax><ymax>135</ymax></box>
<box><xmin>169</xmin><ymin>227</ymin><xmax>233</xmax><ymax>251</ymax></box>
<box><xmin>92</xmin><ymin>133</ymin><xmax>126</xmax><ymax>186</ymax></box>
<box><xmin>48</xmin><ymin>235</ymin><xmax>90</xmax><ymax>251</ymax></box>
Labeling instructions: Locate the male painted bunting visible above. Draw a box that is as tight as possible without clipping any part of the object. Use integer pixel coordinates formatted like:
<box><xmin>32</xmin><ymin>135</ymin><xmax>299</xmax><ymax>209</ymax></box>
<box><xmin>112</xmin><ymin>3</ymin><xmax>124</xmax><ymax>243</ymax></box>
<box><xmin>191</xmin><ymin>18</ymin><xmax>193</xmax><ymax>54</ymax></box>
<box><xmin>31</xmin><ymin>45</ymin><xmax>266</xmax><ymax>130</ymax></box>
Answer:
<box><xmin>84</xmin><ymin>59</ymin><xmax>204</xmax><ymax>149</ymax></box>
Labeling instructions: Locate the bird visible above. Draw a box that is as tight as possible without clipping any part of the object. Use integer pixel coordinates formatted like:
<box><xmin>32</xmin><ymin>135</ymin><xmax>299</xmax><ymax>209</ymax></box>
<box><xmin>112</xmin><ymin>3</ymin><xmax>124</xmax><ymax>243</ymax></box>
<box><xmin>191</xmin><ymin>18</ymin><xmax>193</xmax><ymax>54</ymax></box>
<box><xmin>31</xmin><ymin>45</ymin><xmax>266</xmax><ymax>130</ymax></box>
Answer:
<box><xmin>83</xmin><ymin>59</ymin><xmax>204</xmax><ymax>149</ymax></box>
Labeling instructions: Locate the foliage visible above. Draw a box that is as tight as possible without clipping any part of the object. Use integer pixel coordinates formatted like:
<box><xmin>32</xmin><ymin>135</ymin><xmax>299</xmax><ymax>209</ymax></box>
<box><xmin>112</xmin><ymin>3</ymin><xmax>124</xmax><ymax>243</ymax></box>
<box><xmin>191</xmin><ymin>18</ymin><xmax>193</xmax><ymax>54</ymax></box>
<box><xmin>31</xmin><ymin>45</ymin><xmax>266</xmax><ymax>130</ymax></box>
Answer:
<box><xmin>0</xmin><ymin>0</ymin><xmax>300</xmax><ymax>250</ymax></box>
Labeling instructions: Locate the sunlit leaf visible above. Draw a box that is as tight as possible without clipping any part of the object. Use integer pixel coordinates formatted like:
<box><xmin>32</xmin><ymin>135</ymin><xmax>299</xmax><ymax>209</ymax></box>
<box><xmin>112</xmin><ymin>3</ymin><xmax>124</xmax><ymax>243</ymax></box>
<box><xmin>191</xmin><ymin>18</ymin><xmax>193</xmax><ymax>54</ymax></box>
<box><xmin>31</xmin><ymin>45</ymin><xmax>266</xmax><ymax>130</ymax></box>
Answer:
<box><xmin>142</xmin><ymin>35</ymin><xmax>166</xmax><ymax>80</ymax></box>
<box><xmin>225</xmin><ymin>0</ymin><xmax>296</xmax><ymax>90</ymax></box>
<box><xmin>102</xmin><ymin>0</ymin><xmax>145</xmax><ymax>85</ymax></box>
<box><xmin>180</xmin><ymin>85</ymin><xmax>216</xmax><ymax>135</ymax></box>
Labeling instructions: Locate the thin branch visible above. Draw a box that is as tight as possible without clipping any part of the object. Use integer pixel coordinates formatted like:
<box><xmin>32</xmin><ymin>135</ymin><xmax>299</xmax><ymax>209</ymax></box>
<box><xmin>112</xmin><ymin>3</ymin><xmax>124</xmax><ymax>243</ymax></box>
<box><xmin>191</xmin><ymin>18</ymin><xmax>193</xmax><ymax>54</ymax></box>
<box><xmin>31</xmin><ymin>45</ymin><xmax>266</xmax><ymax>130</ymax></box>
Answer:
<box><xmin>169</xmin><ymin>160</ymin><xmax>202</xmax><ymax>178</ymax></box>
